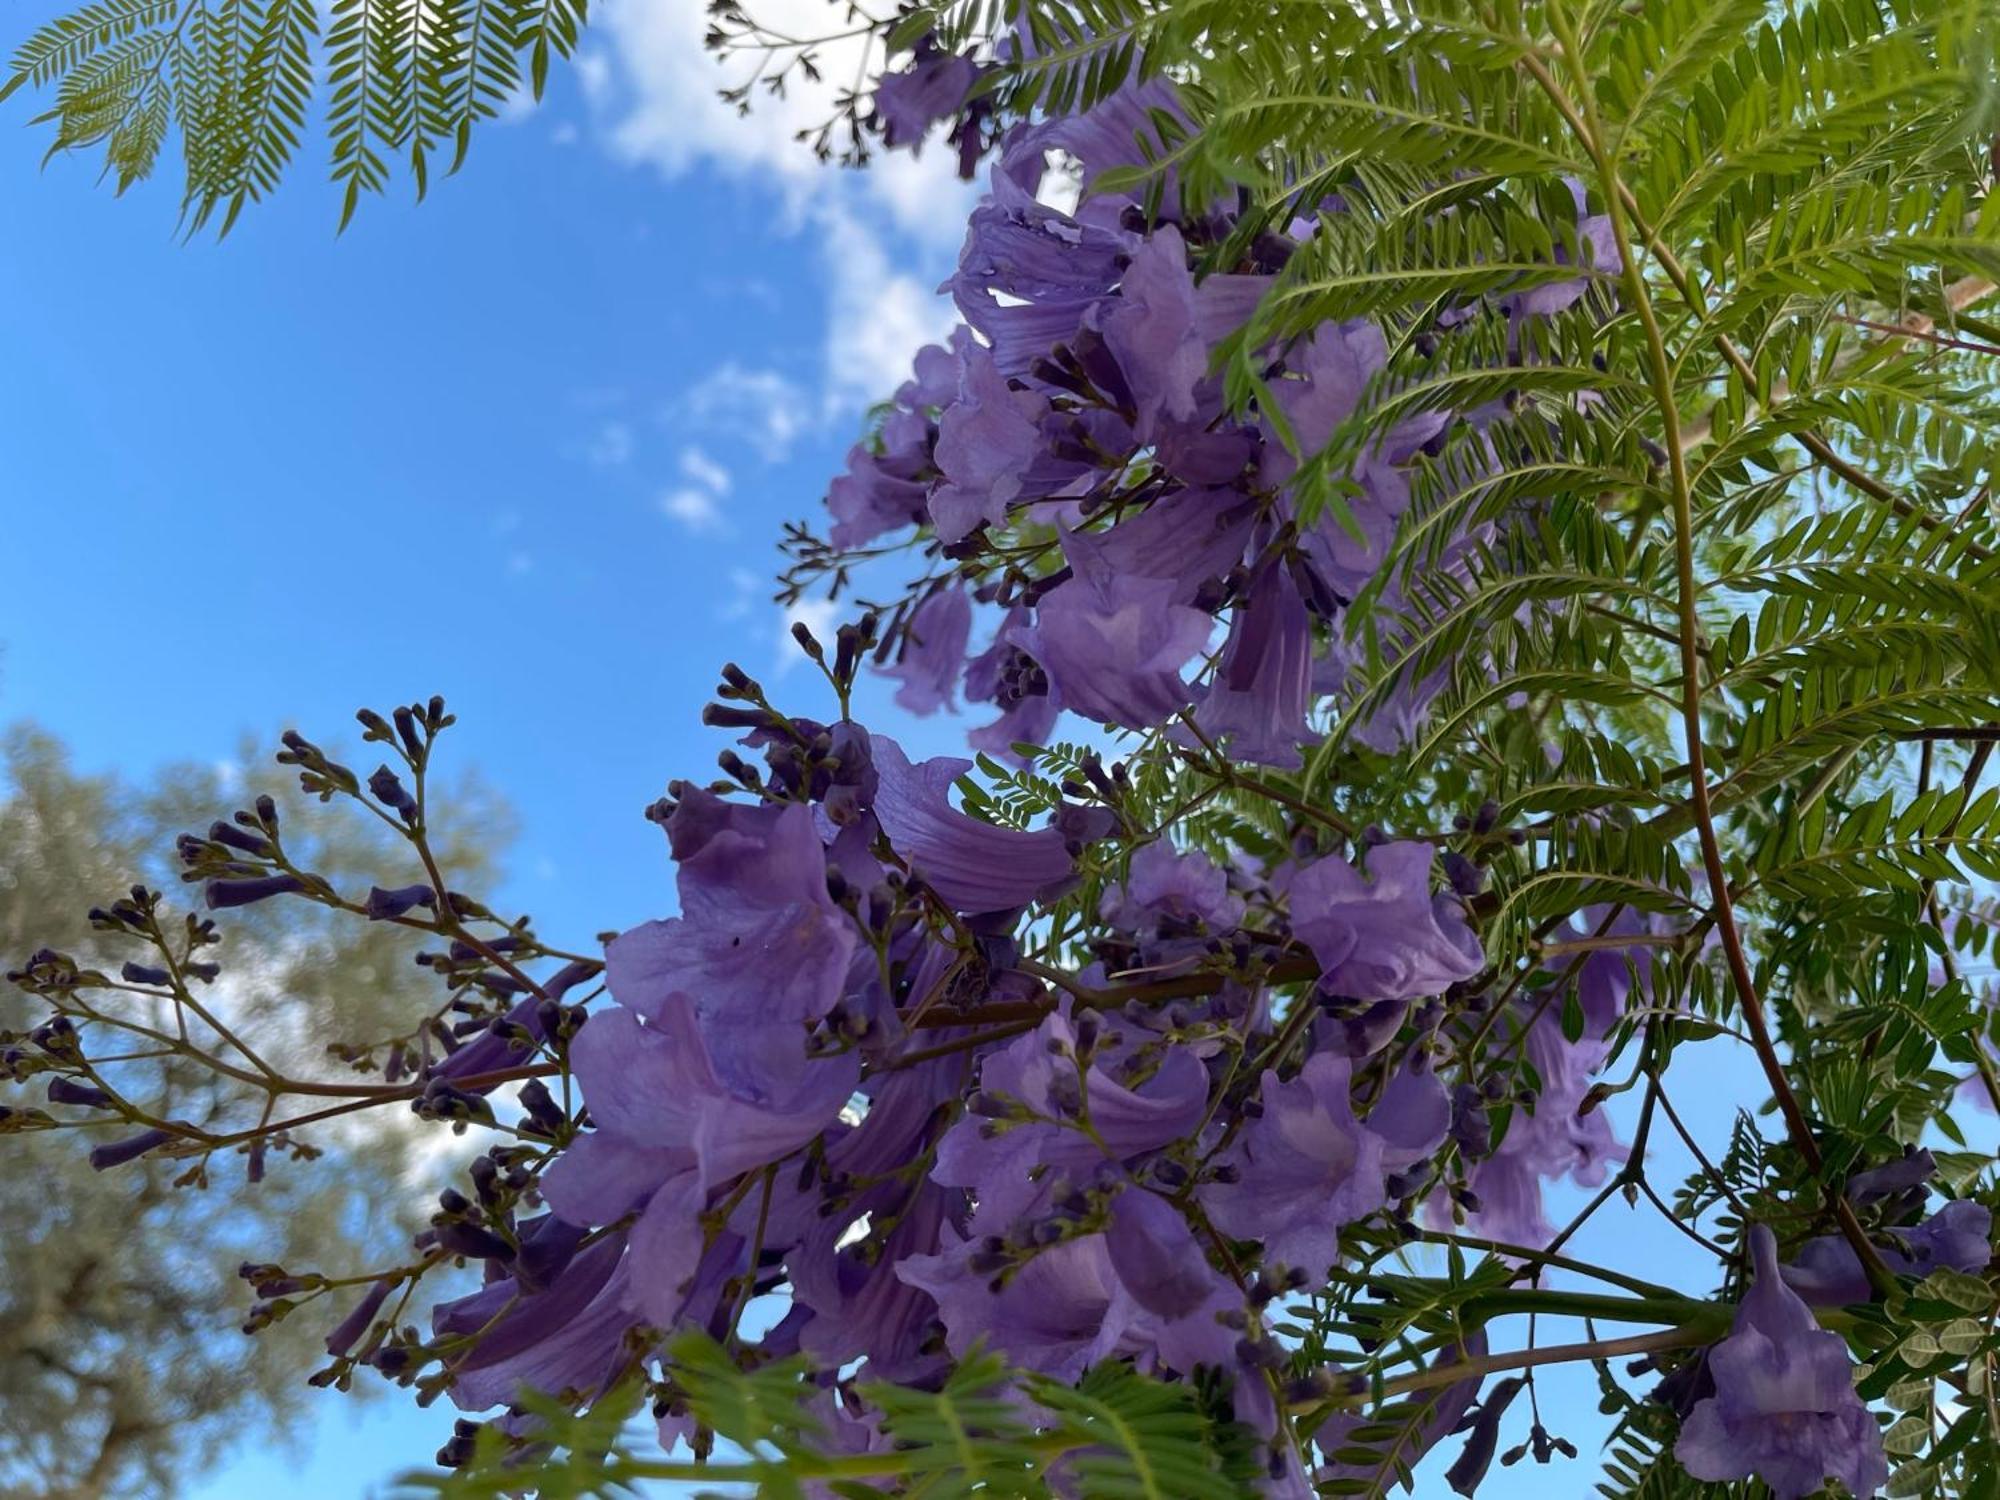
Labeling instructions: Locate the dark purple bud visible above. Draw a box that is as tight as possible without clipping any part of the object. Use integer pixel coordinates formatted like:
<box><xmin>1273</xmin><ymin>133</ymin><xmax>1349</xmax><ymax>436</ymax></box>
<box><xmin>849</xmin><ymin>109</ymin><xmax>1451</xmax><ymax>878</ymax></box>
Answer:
<box><xmin>1445</xmin><ymin>1377</ymin><xmax>1525</xmax><ymax>1496</ymax></box>
<box><xmin>369</xmin><ymin>766</ymin><xmax>419</xmax><ymax>820</ymax></box>
<box><xmin>209</xmin><ymin>820</ymin><xmax>276</xmax><ymax>857</ymax></box>
<box><xmin>120</xmin><ymin>962</ymin><xmax>171</xmax><ymax>986</ymax></box>
<box><xmin>89</xmin><ymin>1128</ymin><xmax>173</xmax><ymax>1171</ymax></box>
<box><xmin>1441</xmin><ymin>851</ymin><xmax>1486</xmax><ymax>897</ymax></box>
<box><xmin>205</xmin><ymin>875</ymin><xmax>306</xmax><ymax>909</ymax></box>
<box><xmin>366</xmin><ymin>884</ymin><xmax>437</xmax><ymax>920</ymax></box>
<box><xmin>436</xmin><ymin>1221</ymin><xmax>515</xmax><ymax>1262</ymax></box>
<box><xmin>47</xmin><ymin>1078</ymin><xmax>112</xmax><ymax>1109</ymax></box>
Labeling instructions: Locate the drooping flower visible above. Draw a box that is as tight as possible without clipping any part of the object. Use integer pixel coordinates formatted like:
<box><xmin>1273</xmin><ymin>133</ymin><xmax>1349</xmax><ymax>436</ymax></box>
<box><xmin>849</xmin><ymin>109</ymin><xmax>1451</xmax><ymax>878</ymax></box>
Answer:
<box><xmin>1200</xmin><ymin>1052</ymin><xmax>1391</xmax><ymax>1281</ymax></box>
<box><xmin>1182</xmin><ymin>557</ymin><xmax>1320</xmax><ymax>769</ymax></box>
<box><xmin>1093</xmin><ymin>225</ymin><xmax>1205</xmax><ymax>442</ymax></box>
<box><xmin>1675</xmin><ymin>1225</ymin><xmax>1889</xmax><ymax>1500</ymax></box>
<box><xmin>1453</xmin><ymin>1001</ymin><xmax>1624</xmax><ymax>1248</ymax></box>
<box><xmin>1291</xmin><ymin>841</ymin><xmax>1484</xmax><ymax>1003</ymax></box>
<box><xmin>930</xmin><ymin>340</ymin><xmax>1049</xmax><ymax>543</ymax></box>
<box><xmin>432</xmin><ymin>1234</ymin><xmax>639</xmax><ymax>1415</ymax></box>
<box><xmin>880</xmin><ymin>586</ymin><xmax>973</xmax><ymax>715</ymax></box>
<box><xmin>613</xmin><ymin>789</ymin><xmax>856</xmax><ymax>1099</ymax></box>
<box><xmin>1101</xmin><ymin>841</ymin><xmax>1245</xmax><ymax>936</ymax></box>
<box><xmin>867</xmin><ymin>733</ymin><xmax>1111</xmax><ymax>913</ymax></box>
<box><xmin>1782</xmin><ymin>1199</ymin><xmax>1992</xmax><ymax>1307</ymax></box>
<box><xmin>872</xmin><ymin>37</ymin><xmax>980</xmax><ymax>153</ymax></box>
<box><xmin>1010</xmin><ymin>525</ymin><xmax>1213</xmax><ymax>731</ymax></box>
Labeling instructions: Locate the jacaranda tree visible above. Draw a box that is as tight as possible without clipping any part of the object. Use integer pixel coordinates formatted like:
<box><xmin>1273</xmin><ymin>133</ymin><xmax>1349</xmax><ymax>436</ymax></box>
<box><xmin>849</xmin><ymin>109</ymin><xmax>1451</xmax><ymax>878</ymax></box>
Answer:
<box><xmin>7</xmin><ymin>0</ymin><xmax>2000</xmax><ymax>1495</ymax></box>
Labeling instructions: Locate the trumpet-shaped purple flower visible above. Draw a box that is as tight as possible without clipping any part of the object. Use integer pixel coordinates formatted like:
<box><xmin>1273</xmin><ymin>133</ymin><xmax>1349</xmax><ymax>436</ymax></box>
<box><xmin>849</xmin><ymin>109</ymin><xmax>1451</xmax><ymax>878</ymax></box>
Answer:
<box><xmin>1094</xmin><ymin>225</ymin><xmax>1204</xmax><ymax>441</ymax></box>
<box><xmin>868</xmin><ymin>733</ymin><xmax>1111</xmax><ymax>913</ymax></box>
<box><xmin>540</xmin><ymin>1002</ymin><xmax>858</xmax><ymax>1224</ymax></box>
<box><xmin>1011</xmin><ymin>527</ymin><xmax>1213</xmax><ymax>730</ymax></box>
<box><xmin>933</xmin><ymin>1007</ymin><xmax>1209</xmax><ymax>1232</ymax></box>
<box><xmin>1183</xmin><ymin>558</ymin><xmax>1320</xmax><ymax>769</ymax></box>
<box><xmin>432</xmin><ymin>1235</ymin><xmax>639</xmax><ymax>1414</ymax></box>
<box><xmin>931</xmin><ymin>341</ymin><xmax>1048</xmax><ymax>543</ymax></box>
<box><xmin>620</xmin><ymin>790</ymin><xmax>856</xmax><ymax>1098</ymax></box>
<box><xmin>873</xmin><ymin>39</ymin><xmax>979</xmax><ymax>152</ymax></box>
<box><xmin>1101</xmin><ymin>841</ymin><xmax>1245</xmax><ymax>936</ymax></box>
<box><xmin>1200</xmin><ymin>1052</ymin><xmax>1390</xmax><ymax>1280</ymax></box>
<box><xmin>1782</xmin><ymin>1199</ymin><xmax>1992</xmax><ymax>1306</ymax></box>
<box><xmin>1292</xmin><ymin>841</ymin><xmax>1484</xmax><ymax>1003</ymax></box>
<box><xmin>880</xmin><ymin>586</ymin><xmax>972</xmax><ymax>715</ymax></box>
<box><xmin>1675</xmin><ymin>1225</ymin><xmax>1889</xmax><ymax>1500</ymax></box>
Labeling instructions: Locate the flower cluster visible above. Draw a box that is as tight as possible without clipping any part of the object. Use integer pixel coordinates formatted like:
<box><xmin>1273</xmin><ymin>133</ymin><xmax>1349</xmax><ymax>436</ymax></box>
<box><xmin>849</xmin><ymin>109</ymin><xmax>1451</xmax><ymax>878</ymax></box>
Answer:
<box><xmin>394</xmin><ymin>684</ymin><xmax>1518</xmax><ymax>1491</ymax></box>
<box><xmin>829</xmin><ymin>73</ymin><xmax>1614</xmax><ymax>768</ymax></box>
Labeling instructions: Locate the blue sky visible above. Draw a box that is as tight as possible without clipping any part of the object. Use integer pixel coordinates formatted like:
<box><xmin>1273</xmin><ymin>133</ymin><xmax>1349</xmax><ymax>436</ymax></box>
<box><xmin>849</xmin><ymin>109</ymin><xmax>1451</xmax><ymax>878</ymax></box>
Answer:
<box><xmin>0</xmin><ymin>4</ymin><xmax>1981</xmax><ymax>1496</ymax></box>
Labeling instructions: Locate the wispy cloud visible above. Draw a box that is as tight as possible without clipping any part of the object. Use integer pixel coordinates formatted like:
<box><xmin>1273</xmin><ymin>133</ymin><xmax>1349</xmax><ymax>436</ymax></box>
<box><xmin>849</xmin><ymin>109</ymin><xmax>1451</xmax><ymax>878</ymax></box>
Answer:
<box><xmin>679</xmin><ymin>444</ymin><xmax>732</xmax><ymax>494</ymax></box>
<box><xmin>582</xmin><ymin>0</ymin><xmax>972</xmax><ymax>420</ymax></box>
<box><xmin>659</xmin><ymin>486</ymin><xmax>725</xmax><ymax>534</ymax></box>
<box><xmin>678</xmin><ymin>362</ymin><xmax>812</xmax><ymax>463</ymax></box>
<box><xmin>584</xmin><ymin>419</ymin><xmax>635</xmax><ymax>468</ymax></box>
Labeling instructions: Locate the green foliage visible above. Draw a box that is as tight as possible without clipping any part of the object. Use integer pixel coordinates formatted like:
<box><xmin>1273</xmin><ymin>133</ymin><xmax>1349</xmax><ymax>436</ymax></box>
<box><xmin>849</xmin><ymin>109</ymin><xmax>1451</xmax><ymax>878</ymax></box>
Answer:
<box><xmin>402</xmin><ymin>1332</ymin><xmax>1257</xmax><ymax>1499</ymax></box>
<box><xmin>2</xmin><ymin>0</ymin><xmax>589</xmax><ymax>231</ymax></box>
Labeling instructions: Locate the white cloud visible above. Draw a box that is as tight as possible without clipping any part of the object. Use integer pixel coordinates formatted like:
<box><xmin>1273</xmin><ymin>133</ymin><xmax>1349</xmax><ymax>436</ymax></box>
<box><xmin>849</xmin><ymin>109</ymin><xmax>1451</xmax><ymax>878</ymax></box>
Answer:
<box><xmin>679</xmin><ymin>444</ymin><xmax>732</xmax><ymax>494</ymax></box>
<box><xmin>820</xmin><ymin>202</ymin><xmax>959</xmax><ymax>411</ymax></box>
<box><xmin>679</xmin><ymin>362</ymin><xmax>812</xmax><ymax>462</ymax></box>
<box><xmin>584</xmin><ymin>419</ymin><xmax>635</xmax><ymax>467</ymax></box>
<box><xmin>660</xmin><ymin>486</ymin><xmax>726</xmax><ymax>534</ymax></box>
<box><xmin>585</xmin><ymin>0</ymin><xmax>974</xmax><ymax>417</ymax></box>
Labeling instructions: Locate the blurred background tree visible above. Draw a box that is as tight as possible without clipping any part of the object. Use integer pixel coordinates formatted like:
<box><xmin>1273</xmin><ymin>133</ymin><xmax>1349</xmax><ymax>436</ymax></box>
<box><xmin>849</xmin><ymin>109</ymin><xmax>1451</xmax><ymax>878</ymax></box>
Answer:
<box><xmin>0</xmin><ymin>723</ymin><xmax>512</xmax><ymax>1499</ymax></box>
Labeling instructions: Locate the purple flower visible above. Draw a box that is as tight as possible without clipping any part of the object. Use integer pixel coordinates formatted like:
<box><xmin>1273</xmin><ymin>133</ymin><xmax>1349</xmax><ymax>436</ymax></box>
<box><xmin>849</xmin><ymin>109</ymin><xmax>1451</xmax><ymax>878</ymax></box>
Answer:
<box><xmin>1199</xmin><ymin>1052</ymin><xmax>1389</xmax><ymax>1280</ymax></box>
<box><xmin>1011</xmin><ymin>526</ymin><xmax>1213</xmax><ymax>731</ymax></box>
<box><xmin>1782</xmin><ymin>1200</ymin><xmax>1992</xmax><ymax>1306</ymax></box>
<box><xmin>964</xmin><ymin>612</ymin><xmax>1061</xmax><ymax>762</ymax></box>
<box><xmin>432</xmin><ymin>1235</ymin><xmax>639</xmax><ymax>1413</ymax></box>
<box><xmin>1260</xmin><ymin>321</ymin><xmax>1388</xmax><ymax>490</ymax></box>
<box><xmin>1182</xmin><ymin>557</ymin><xmax>1320</xmax><ymax>769</ymax></box>
<box><xmin>933</xmin><ymin>1007</ymin><xmax>1209</xmax><ymax>1232</ymax></box>
<box><xmin>867</xmin><ymin>733</ymin><xmax>1110</xmax><ymax>913</ymax></box>
<box><xmin>539</xmin><ymin>1001</ymin><xmax>858</xmax><ymax>1224</ymax></box>
<box><xmin>1451</xmin><ymin>1004</ymin><xmax>1624</xmax><ymax>1248</ymax></box>
<box><xmin>1104</xmin><ymin>1189</ymin><xmax>1220</xmax><ymax>1319</ymax></box>
<box><xmin>1095</xmin><ymin>225</ymin><xmax>1205</xmax><ymax>441</ymax></box>
<box><xmin>880</xmin><ymin>586</ymin><xmax>972</xmax><ymax>716</ymax></box>
<box><xmin>617</xmin><ymin>790</ymin><xmax>856</xmax><ymax>1096</ymax></box>
<box><xmin>791</xmin><ymin>1182</ymin><xmax>953</xmax><ymax>1386</ymax></box>
<box><xmin>1675</xmin><ymin>1225</ymin><xmax>1889</xmax><ymax>1500</ymax></box>
<box><xmin>1291</xmin><ymin>841</ymin><xmax>1484</xmax><ymax>1003</ymax></box>
<box><xmin>930</xmin><ymin>340</ymin><xmax>1047</xmax><ymax>542</ymax></box>
<box><xmin>897</xmin><ymin>1231</ymin><xmax>1130</xmax><ymax>1383</ymax></box>
<box><xmin>1101</xmin><ymin>841</ymin><xmax>1244</xmax><ymax>935</ymax></box>
<box><xmin>828</xmin><ymin>442</ymin><xmax>931</xmax><ymax>550</ymax></box>
<box><xmin>873</xmin><ymin>40</ymin><xmax>979</xmax><ymax>152</ymax></box>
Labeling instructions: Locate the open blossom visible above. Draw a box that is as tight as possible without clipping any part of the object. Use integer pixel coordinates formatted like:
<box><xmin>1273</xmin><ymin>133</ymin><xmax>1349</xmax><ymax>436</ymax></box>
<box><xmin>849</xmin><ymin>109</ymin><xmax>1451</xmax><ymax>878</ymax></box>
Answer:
<box><xmin>1675</xmin><ymin>1225</ymin><xmax>1889</xmax><ymax>1499</ymax></box>
<box><xmin>867</xmin><ymin>733</ymin><xmax>1112</xmax><ymax>912</ymax></box>
<box><xmin>1100</xmin><ymin>840</ymin><xmax>1245</xmax><ymax>935</ymax></box>
<box><xmin>880</xmin><ymin>585</ymin><xmax>972</xmax><ymax>715</ymax></box>
<box><xmin>1011</xmin><ymin>525</ymin><xmax>1213</xmax><ymax>730</ymax></box>
<box><xmin>625</xmin><ymin>789</ymin><xmax>856</xmax><ymax>1096</ymax></box>
<box><xmin>1201</xmin><ymin>1051</ymin><xmax>1446</xmax><ymax>1280</ymax></box>
<box><xmin>1783</xmin><ymin>1199</ymin><xmax>1992</xmax><ymax>1306</ymax></box>
<box><xmin>1291</xmin><ymin>841</ymin><xmax>1485</xmax><ymax>1002</ymax></box>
